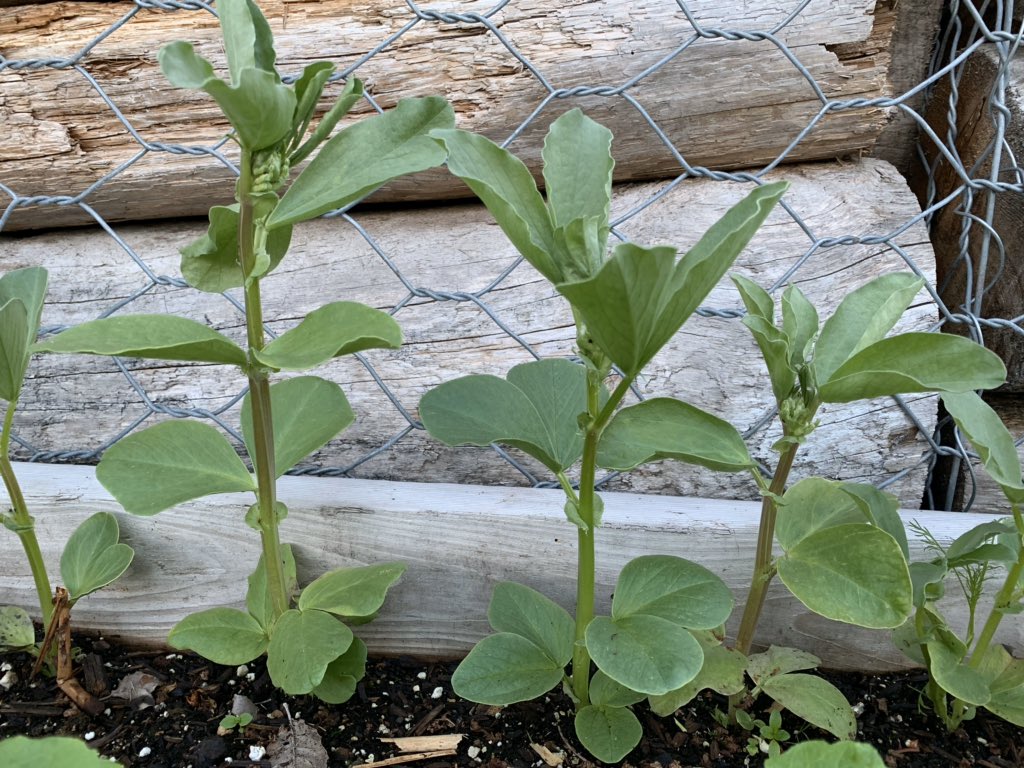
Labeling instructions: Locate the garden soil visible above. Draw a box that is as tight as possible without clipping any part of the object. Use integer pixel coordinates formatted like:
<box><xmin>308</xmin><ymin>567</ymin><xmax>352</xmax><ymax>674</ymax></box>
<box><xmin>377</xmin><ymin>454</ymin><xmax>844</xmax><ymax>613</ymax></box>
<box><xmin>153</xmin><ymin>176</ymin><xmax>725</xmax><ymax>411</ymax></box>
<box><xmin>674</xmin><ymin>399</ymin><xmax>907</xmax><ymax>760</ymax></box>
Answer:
<box><xmin>0</xmin><ymin>635</ymin><xmax>1020</xmax><ymax>768</ymax></box>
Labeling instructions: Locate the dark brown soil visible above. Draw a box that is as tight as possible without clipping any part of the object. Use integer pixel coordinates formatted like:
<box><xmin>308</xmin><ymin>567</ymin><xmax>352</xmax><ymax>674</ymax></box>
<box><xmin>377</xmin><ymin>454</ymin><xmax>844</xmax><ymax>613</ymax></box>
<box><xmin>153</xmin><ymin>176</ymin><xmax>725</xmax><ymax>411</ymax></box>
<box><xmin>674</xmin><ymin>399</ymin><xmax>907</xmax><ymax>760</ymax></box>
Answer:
<box><xmin>0</xmin><ymin>634</ymin><xmax>1021</xmax><ymax>768</ymax></box>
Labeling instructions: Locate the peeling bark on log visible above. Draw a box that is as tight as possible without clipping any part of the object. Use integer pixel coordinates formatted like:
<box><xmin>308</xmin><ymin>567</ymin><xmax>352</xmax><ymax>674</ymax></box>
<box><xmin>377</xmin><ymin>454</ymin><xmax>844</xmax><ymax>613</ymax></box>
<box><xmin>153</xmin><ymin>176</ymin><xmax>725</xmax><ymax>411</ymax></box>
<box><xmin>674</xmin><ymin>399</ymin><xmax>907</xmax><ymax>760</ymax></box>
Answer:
<box><xmin>0</xmin><ymin>463</ymin><xmax>1020</xmax><ymax>668</ymax></box>
<box><xmin>0</xmin><ymin>0</ymin><xmax>898</xmax><ymax>229</ymax></box>
<box><xmin>3</xmin><ymin>159</ymin><xmax>938</xmax><ymax>504</ymax></box>
<box><xmin>916</xmin><ymin>46</ymin><xmax>1024</xmax><ymax>391</ymax></box>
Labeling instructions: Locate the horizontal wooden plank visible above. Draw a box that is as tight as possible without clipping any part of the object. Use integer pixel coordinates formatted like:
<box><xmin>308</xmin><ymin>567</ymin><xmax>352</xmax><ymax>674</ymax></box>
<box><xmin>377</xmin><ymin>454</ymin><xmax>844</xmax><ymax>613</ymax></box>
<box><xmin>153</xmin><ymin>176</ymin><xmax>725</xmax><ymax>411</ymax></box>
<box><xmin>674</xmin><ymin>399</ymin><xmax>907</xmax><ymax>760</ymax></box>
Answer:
<box><xmin>0</xmin><ymin>462</ymin><xmax>1019</xmax><ymax>670</ymax></box>
<box><xmin>4</xmin><ymin>160</ymin><xmax>940</xmax><ymax>504</ymax></box>
<box><xmin>0</xmin><ymin>0</ymin><xmax>896</xmax><ymax>229</ymax></box>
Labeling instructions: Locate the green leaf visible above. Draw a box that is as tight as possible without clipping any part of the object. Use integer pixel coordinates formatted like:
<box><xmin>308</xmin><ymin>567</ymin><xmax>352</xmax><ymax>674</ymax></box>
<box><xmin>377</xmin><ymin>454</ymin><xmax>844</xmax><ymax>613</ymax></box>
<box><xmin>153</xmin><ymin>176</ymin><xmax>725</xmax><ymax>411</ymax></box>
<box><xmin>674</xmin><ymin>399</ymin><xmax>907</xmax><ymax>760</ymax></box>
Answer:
<box><xmin>419</xmin><ymin>359</ymin><xmax>588</xmax><ymax>473</ymax></box>
<box><xmin>429</xmin><ymin>128</ymin><xmax>558</xmax><ymax>283</ymax></box>
<box><xmin>298</xmin><ymin>562</ymin><xmax>406</xmax><ymax>619</ymax></box>
<box><xmin>241</xmin><ymin>376</ymin><xmax>354</xmax><ymax>477</ymax></box>
<box><xmin>245</xmin><ymin>543</ymin><xmax>298</xmax><ymax>631</ymax></box>
<box><xmin>158</xmin><ymin>43</ymin><xmax>294</xmax><ymax>150</ymax></box>
<box><xmin>979</xmin><ymin>645</ymin><xmax>1024</xmax><ymax>726</ymax></box>
<box><xmin>741</xmin><ymin>313</ymin><xmax>795</xmax><ymax>403</ymax></box>
<box><xmin>312</xmin><ymin>636</ymin><xmax>367</xmax><ymax>704</ymax></box>
<box><xmin>0</xmin><ymin>605</ymin><xmax>35</xmax><ymax>649</ymax></box>
<box><xmin>943</xmin><ymin>391</ymin><xmax>1024</xmax><ymax>505</ymax></box>
<box><xmin>0</xmin><ymin>735</ymin><xmax>123</xmax><ymax>768</ymax></box>
<box><xmin>598</xmin><ymin>397</ymin><xmax>754</xmax><ymax>473</ymax></box>
<box><xmin>97</xmin><ymin>420</ymin><xmax>255</xmax><ymax>516</ymax></box>
<box><xmin>731</xmin><ymin>273</ymin><xmax>775</xmax><ymax>322</ymax></box>
<box><xmin>612</xmin><ymin>554</ymin><xmax>734</xmax><ymax>630</ymax></box>
<box><xmin>269</xmin><ymin>97</ymin><xmax>455</xmax><ymax>228</ymax></box>
<box><xmin>763</xmin><ymin>740</ymin><xmax>887</xmax><ymax>768</ymax></box>
<box><xmin>778</xmin><ymin>523</ymin><xmax>912</xmax><ymax>628</ymax></box>
<box><xmin>909</xmin><ymin>561</ymin><xmax>948</xmax><ymax>607</ymax></box>
<box><xmin>451</xmin><ymin>633</ymin><xmax>564</xmax><ymax>705</ymax></box>
<box><xmin>589</xmin><ymin>669</ymin><xmax>646</xmax><ymax>707</ymax></box>
<box><xmin>574</xmin><ymin>705</ymin><xmax>642</xmax><ymax>764</ymax></box>
<box><xmin>60</xmin><ymin>512</ymin><xmax>134</xmax><ymax>602</ymax></box>
<box><xmin>542</xmin><ymin>110</ymin><xmax>612</xmax><ymax>256</ymax></box>
<box><xmin>839</xmin><ymin>482</ymin><xmax>910</xmax><ymax>559</ymax></box>
<box><xmin>586</xmin><ymin>614</ymin><xmax>703</xmax><ymax>696</ymax></box>
<box><xmin>746</xmin><ymin>646</ymin><xmax>821</xmax><ymax>685</ymax></box>
<box><xmin>761</xmin><ymin>673</ymin><xmax>856</xmax><ymax>740</ymax></box>
<box><xmin>168</xmin><ymin>607</ymin><xmax>267</xmax><ymax>665</ymax></box>
<box><xmin>180</xmin><ymin>204</ymin><xmax>292</xmax><ymax>293</ymax></box>
<box><xmin>927</xmin><ymin>638</ymin><xmax>990</xmax><ymax>706</ymax></box>
<box><xmin>0</xmin><ymin>267</ymin><xmax>47</xmax><ymax>340</ymax></box>
<box><xmin>558</xmin><ymin>182</ymin><xmax>788</xmax><ymax>376</ymax></box>
<box><xmin>0</xmin><ymin>298</ymin><xmax>28</xmax><ymax>401</ymax></box>
<box><xmin>813</xmin><ymin>272</ymin><xmax>925</xmax><ymax>385</ymax></box>
<box><xmin>775</xmin><ymin>477</ymin><xmax>867</xmax><ymax>551</ymax></box>
<box><xmin>818</xmin><ymin>333</ymin><xmax>1006</xmax><ymax>402</ymax></box>
<box><xmin>266</xmin><ymin>609</ymin><xmax>353</xmax><ymax>695</ymax></box>
<box><xmin>254</xmin><ymin>302</ymin><xmax>401</xmax><ymax>371</ymax></box>
<box><xmin>781</xmin><ymin>283</ymin><xmax>818</xmax><ymax>367</ymax></box>
<box><xmin>945</xmin><ymin>520</ymin><xmax>1017</xmax><ymax>568</ymax></box>
<box><xmin>34</xmin><ymin>315</ymin><xmax>247</xmax><ymax>366</ymax></box>
<box><xmin>648</xmin><ymin>639</ymin><xmax>747</xmax><ymax>715</ymax></box>
<box><xmin>486</xmin><ymin>582</ymin><xmax>574</xmax><ymax>667</ymax></box>
<box><xmin>218</xmin><ymin>0</ymin><xmax>277</xmax><ymax>84</ymax></box>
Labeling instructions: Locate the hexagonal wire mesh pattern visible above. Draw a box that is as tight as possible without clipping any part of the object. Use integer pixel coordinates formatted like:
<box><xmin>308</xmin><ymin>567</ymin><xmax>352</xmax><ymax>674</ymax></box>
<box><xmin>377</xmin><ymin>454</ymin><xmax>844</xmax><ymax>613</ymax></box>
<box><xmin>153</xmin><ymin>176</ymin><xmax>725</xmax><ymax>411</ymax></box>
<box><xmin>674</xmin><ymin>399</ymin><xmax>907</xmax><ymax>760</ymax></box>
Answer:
<box><xmin>0</xmin><ymin>0</ymin><xmax>1021</xmax><ymax>511</ymax></box>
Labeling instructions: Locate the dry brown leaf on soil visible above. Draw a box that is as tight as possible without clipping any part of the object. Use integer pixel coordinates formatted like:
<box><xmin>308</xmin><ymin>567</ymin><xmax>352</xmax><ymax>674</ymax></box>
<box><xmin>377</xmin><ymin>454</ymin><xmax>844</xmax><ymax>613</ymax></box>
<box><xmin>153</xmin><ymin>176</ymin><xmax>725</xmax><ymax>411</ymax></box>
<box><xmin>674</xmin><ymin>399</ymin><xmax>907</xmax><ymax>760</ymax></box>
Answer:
<box><xmin>531</xmin><ymin>742</ymin><xmax>566</xmax><ymax>766</ymax></box>
<box><xmin>380</xmin><ymin>734</ymin><xmax>464</xmax><ymax>752</ymax></box>
<box><xmin>266</xmin><ymin>719</ymin><xmax>329</xmax><ymax>768</ymax></box>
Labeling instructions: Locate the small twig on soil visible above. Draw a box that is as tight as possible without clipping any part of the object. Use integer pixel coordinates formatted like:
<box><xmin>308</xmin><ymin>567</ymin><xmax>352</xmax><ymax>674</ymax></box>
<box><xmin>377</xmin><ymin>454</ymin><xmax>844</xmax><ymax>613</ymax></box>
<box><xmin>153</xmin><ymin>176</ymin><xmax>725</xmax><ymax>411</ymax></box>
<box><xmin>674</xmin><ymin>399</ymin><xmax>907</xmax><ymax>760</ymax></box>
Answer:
<box><xmin>410</xmin><ymin>702</ymin><xmax>445</xmax><ymax>736</ymax></box>
<box><xmin>352</xmin><ymin>749</ymin><xmax>459</xmax><ymax>767</ymax></box>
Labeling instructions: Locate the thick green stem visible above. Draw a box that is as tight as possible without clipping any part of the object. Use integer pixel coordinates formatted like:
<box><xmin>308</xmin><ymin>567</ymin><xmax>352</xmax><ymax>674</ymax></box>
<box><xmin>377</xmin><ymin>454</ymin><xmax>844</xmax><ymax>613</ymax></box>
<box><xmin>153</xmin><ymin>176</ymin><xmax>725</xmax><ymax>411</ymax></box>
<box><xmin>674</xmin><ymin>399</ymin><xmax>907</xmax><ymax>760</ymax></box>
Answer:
<box><xmin>734</xmin><ymin>437</ymin><xmax>800</xmax><ymax>656</ymax></box>
<box><xmin>0</xmin><ymin>399</ymin><xmax>53</xmax><ymax>628</ymax></box>
<box><xmin>238</xmin><ymin>151</ymin><xmax>288</xmax><ymax>621</ymax></box>
<box><xmin>570</xmin><ymin>372</ymin><xmax>635</xmax><ymax>707</ymax></box>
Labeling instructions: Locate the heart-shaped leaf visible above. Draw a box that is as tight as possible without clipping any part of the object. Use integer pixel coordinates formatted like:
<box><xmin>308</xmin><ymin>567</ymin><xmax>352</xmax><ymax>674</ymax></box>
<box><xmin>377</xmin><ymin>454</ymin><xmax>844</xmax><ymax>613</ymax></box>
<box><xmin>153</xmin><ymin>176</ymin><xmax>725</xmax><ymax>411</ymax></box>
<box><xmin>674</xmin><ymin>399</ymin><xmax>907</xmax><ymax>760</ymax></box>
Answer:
<box><xmin>574</xmin><ymin>704</ymin><xmax>642</xmax><ymax>764</ymax></box>
<box><xmin>266</xmin><ymin>609</ymin><xmax>353</xmax><ymax>695</ymax></box>
<box><xmin>254</xmin><ymin>302</ymin><xmax>401</xmax><ymax>371</ymax></box>
<box><xmin>452</xmin><ymin>632</ymin><xmax>565</xmax><ymax>706</ymax></box>
<box><xmin>168</xmin><ymin>607</ymin><xmax>268</xmax><ymax>665</ymax></box>
<box><xmin>777</xmin><ymin>523</ymin><xmax>912</xmax><ymax>628</ymax></box>
<box><xmin>585</xmin><ymin>614</ymin><xmax>702</xmax><ymax>696</ymax></box>
<box><xmin>761</xmin><ymin>672</ymin><xmax>857</xmax><ymax>740</ymax></box>
<box><xmin>34</xmin><ymin>315</ymin><xmax>247</xmax><ymax>366</ymax></box>
<box><xmin>818</xmin><ymin>333</ymin><xmax>1006</xmax><ymax>402</ymax></box>
<box><xmin>298</xmin><ymin>562</ymin><xmax>406</xmax><ymax>619</ymax></box>
<box><xmin>612</xmin><ymin>555</ymin><xmax>734</xmax><ymax>630</ymax></box>
<box><xmin>486</xmin><ymin>581</ymin><xmax>575</xmax><ymax>667</ymax></box>
<box><xmin>269</xmin><ymin>97</ymin><xmax>455</xmax><ymax>228</ymax></box>
<box><xmin>429</xmin><ymin>128</ymin><xmax>558</xmax><ymax>283</ymax></box>
<box><xmin>558</xmin><ymin>182</ymin><xmax>787</xmax><ymax>376</ymax></box>
<box><xmin>97</xmin><ymin>420</ymin><xmax>256</xmax><ymax>516</ymax></box>
<box><xmin>648</xmin><ymin>639</ymin><xmax>747</xmax><ymax>715</ymax></box>
<box><xmin>927</xmin><ymin>638</ymin><xmax>990</xmax><ymax>706</ymax></box>
<box><xmin>598</xmin><ymin>397</ymin><xmax>754</xmax><ymax>473</ymax></box>
<box><xmin>419</xmin><ymin>358</ymin><xmax>588</xmax><ymax>473</ymax></box>
<box><xmin>241</xmin><ymin>375</ymin><xmax>354</xmax><ymax>477</ymax></box>
<box><xmin>813</xmin><ymin>272</ymin><xmax>925</xmax><ymax>385</ymax></box>
<box><xmin>311</xmin><ymin>637</ymin><xmax>367</xmax><ymax>704</ymax></box>
<box><xmin>60</xmin><ymin>512</ymin><xmax>134</xmax><ymax>602</ymax></box>
<box><xmin>943</xmin><ymin>391</ymin><xmax>1024</xmax><ymax>505</ymax></box>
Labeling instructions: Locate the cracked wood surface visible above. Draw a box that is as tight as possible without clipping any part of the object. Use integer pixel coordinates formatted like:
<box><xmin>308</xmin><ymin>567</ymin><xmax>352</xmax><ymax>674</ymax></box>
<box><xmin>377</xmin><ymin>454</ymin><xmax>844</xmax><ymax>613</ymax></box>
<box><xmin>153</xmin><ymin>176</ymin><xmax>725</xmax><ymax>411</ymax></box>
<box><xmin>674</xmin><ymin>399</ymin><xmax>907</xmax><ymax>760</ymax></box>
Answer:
<box><xmin>0</xmin><ymin>0</ymin><xmax>897</xmax><ymax>229</ymax></box>
<box><xmin>4</xmin><ymin>158</ymin><xmax>939</xmax><ymax>504</ymax></box>
<box><xmin>0</xmin><ymin>462</ymin><xmax>1020</xmax><ymax>667</ymax></box>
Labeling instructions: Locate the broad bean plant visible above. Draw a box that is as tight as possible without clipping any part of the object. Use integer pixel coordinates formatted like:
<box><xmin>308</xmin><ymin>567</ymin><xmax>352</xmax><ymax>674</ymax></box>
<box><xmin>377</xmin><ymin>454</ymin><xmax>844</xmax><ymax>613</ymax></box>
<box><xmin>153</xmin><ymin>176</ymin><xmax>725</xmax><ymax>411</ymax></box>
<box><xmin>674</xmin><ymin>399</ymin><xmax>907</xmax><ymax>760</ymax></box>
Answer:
<box><xmin>639</xmin><ymin>274</ymin><xmax>1004</xmax><ymax>734</ymax></box>
<box><xmin>0</xmin><ymin>267</ymin><xmax>134</xmax><ymax>665</ymax></box>
<box><xmin>419</xmin><ymin>109</ymin><xmax>787</xmax><ymax>762</ymax></box>
<box><xmin>35</xmin><ymin>0</ymin><xmax>454</xmax><ymax>702</ymax></box>
<box><xmin>896</xmin><ymin>391</ymin><xmax>1024</xmax><ymax>731</ymax></box>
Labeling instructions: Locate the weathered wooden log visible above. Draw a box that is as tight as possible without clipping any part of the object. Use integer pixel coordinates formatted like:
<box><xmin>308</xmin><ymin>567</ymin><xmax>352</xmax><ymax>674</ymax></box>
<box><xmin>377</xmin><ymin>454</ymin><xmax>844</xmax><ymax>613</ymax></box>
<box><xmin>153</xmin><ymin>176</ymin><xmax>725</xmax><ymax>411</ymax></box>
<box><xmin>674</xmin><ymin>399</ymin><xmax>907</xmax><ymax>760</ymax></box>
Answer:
<box><xmin>6</xmin><ymin>159</ymin><xmax>938</xmax><ymax>503</ymax></box>
<box><xmin>916</xmin><ymin>45</ymin><xmax>1024</xmax><ymax>391</ymax></box>
<box><xmin>0</xmin><ymin>462</ymin><xmax>1019</xmax><ymax>668</ymax></box>
<box><xmin>0</xmin><ymin>0</ymin><xmax>899</xmax><ymax>230</ymax></box>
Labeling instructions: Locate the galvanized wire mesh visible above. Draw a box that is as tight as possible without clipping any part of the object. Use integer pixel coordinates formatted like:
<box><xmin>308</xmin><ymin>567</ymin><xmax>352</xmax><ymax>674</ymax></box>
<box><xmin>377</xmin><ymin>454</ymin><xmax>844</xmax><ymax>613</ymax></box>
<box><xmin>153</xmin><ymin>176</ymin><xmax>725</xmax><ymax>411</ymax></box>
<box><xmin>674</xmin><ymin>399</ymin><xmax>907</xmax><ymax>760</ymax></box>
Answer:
<box><xmin>0</xmin><ymin>0</ymin><xmax>1021</xmax><ymax>512</ymax></box>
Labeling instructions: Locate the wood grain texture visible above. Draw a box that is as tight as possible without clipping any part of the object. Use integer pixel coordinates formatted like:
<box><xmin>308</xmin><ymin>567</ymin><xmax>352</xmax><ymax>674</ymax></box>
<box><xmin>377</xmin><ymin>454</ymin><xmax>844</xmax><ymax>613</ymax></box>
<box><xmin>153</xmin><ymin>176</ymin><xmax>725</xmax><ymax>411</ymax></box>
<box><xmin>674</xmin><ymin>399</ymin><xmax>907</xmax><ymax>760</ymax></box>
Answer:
<box><xmin>0</xmin><ymin>462</ymin><xmax>1019</xmax><ymax>669</ymax></box>
<box><xmin>0</xmin><ymin>0</ymin><xmax>897</xmax><ymax>230</ymax></box>
<box><xmin>4</xmin><ymin>159</ymin><xmax>939</xmax><ymax>504</ymax></box>
<box><xmin>917</xmin><ymin>46</ymin><xmax>1024</xmax><ymax>391</ymax></box>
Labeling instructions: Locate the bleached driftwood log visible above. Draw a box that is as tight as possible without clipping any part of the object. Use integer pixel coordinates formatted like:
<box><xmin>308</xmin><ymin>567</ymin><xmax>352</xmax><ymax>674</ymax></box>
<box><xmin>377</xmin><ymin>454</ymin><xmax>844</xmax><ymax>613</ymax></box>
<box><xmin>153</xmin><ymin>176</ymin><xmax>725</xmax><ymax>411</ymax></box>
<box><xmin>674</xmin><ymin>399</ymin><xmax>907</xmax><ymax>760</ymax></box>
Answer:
<box><xmin>0</xmin><ymin>0</ymin><xmax>899</xmax><ymax>229</ymax></box>
<box><xmin>6</xmin><ymin>158</ymin><xmax>938</xmax><ymax>503</ymax></box>
<box><xmin>0</xmin><ymin>463</ymin><xmax>1020</xmax><ymax>669</ymax></box>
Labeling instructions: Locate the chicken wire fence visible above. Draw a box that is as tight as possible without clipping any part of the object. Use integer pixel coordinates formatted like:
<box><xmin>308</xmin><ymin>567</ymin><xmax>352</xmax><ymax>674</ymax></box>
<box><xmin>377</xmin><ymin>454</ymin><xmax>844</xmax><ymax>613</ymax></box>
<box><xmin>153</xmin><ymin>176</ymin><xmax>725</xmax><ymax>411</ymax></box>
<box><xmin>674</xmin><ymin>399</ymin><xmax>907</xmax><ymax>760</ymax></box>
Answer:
<box><xmin>0</xmin><ymin>0</ymin><xmax>1021</xmax><ymax>512</ymax></box>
